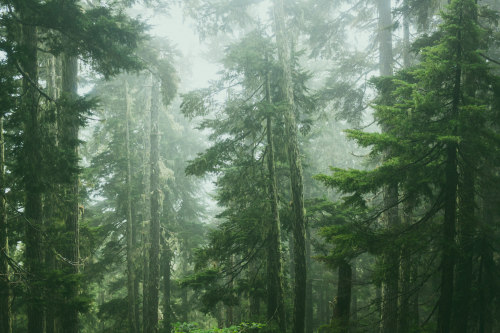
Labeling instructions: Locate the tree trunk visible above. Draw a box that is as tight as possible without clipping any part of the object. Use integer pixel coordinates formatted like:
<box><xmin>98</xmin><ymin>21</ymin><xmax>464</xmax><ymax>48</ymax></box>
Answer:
<box><xmin>452</xmin><ymin>145</ymin><xmax>474</xmax><ymax>333</ymax></box>
<box><xmin>332</xmin><ymin>260</ymin><xmax>352</xmax><ymax>333</ymax></box>
<box><xmin>399</xmin><ymin>7</ymin><xmax>412</xmax><ymax>332</ymax></box>
<box><xmin>377</xmin><ymin>0</ymin><xmax>399</xmax><ymax>331</ymax></box>
<box><xmin>437</xmin><ymin>19</ymin><xmax>462</xmax><ymax>333</ymax></box>
<box><xmin>305</xmin><ymin>225</ymin><xmax>313</xmax><ymax>333</ymax></box>
<box><xmin>142</xmin><ymin>74</ymin><xmax>153</xmax><ymax>333</ymax></box>
<box><xmin>249</xmin><ymin>256</ymin><xmax>260</xmax><ymax>322</ymax></box>
<box><xmin>399</xmin><ymin>204</ymin><xmax>412</xmax><ymax>333</ymax></box>
<box><xmin>20</xmin><ymin>14</ymin><xmax>45</xmax><ymax>333</ymax></box>
<box><xmin>351</xmin><ymin>263</ymin><xmax>358</xmax><ymax>332</ymax></box>
<box><xmin>60</xmin><ymin>52</ymin><xmax>80</xmax><ymax>333</ymax></box>
<box><xmin>146</xmin><ymin>81</ymin><xmax>161</xmax><ymax>333</ymax></box>
<box><xmin>125</xmin><ymin>80</ymin><xmax>138</xmax><ymax>333</ymax></box>
<box><xmin>437</xmin><ymin>142</ymin><xmax>458</xmax><ymax>333</ymax></box>
<box><xmin>0</xmin><ymin>116</ymin><xmax>12</xmax><ymax>333</ymax></box>
<box><xmin>478</xmin><ymin>194</ymin><xmax>494</xmax><ymax>333</ymax></box>
<box><xmin>162</xmin><ymin>235</ymin><xmax>172</xmax><ymax>333</ymax></box>
<box><xmin>44</xmin><ymin>54</ymin><xmax>59</xmax><ymax>333</ymax></box>
<box><xmin>265</xmin><ymin>64</ymin><xmax>286</xmax><ymax>332</ymax></box>
<box><xmin>272</xmin><ymin>1</ymin><xmax>307</xmax><ymax>331</ymax></box>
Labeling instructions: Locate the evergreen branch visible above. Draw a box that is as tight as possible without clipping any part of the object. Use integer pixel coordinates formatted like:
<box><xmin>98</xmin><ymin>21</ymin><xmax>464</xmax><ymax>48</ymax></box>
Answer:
<box><xmin>479</xmin><ymin>52</ymin><xmax>500</xmax><ymax>66</ymax></box>
<box><xmin>14</xmin><ymin>60</ymin><xmax>56</xmax><ymax>103</ymax></box>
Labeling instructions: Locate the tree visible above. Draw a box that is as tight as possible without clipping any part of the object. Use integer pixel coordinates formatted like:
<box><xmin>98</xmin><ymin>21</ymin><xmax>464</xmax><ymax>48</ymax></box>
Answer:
<box><xmin>316</xmin><ymin>1</ymin><xmax>500</xmax><ymax>332</ymax></box>
<box><xmin>272</xmin><ymin>1</ymin><xmax>307</xmax><ymax>331</ymax></box>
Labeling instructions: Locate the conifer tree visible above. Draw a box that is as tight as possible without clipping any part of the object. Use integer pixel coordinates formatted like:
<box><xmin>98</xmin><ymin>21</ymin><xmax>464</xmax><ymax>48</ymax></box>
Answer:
<box><xmin>272</xmin><ymin>1</ymin><xmax>307</xmax><ymax>331</ymax></box>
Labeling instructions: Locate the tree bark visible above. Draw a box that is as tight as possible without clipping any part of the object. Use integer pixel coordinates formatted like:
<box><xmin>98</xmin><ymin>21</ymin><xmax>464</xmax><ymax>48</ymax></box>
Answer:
<box><xmin>437</xmin><ymin>16</ymin><xmax>461</xmax><ymax>333</ymax></box>
<box><xmin>20</xmin><ymin>13</ymin><xmax>45</xmax><ymax>333</ymax></box>
<box><xmin>399</xmin><ymin>204</ymin><xmax>412</xmax><ymax>333</ymax></box>
<box><xmin>332</xmin><ymin>260</ymin><xmax>352</xmax><ymax>333</ymax></box>
<box><xmin>125</xmin><ymin>80</ymin><xmax>138</xmax><ymax>333</ymax></box>
<box><xmin>452</xmin><ymin>145</ymin><xmax>474</xmax><ymax>333</ymax></box>
<box><xmin>305</xmin><ymin>225</ymin><xmax>313</xmax><ymax>333</ymax></box>
<box><xmin>377</xmin><ymin>0</ymin><xmax>399</xmax><ymax>331</ymax></box>
<box><xmin>162</xmin><ymin>234</ymin><xmax>172</xmax><ymax>333</ymax></box>
<box><xmin>146</xmin><ymin>81</ymin><xmax>161</xmax><ymax>333</ymax></box>
<box><xmin>249</xmin><ymin>256</ymin><xmax>260</xmax><ymax>322</ymax></box>
<box><xmin>60</xmin><ymin>51</ymin><xmax>80</xmax><ymax>333</ymax></box>
<box><xmin>0</xmin><ymin>116</ymin><xmax>12</xmax><ymax>333</ymax></box>
<box><xmin>142</xmin><ymin>74</ymin><xmax>153</xmax><ymax>333</ymax></box>
<box><xmin>272</xmin><ymin>1</ymin><xmax>307</xmax><ymax>331</ymax></box>
<box><xmin>265</xmin><ymin>64</ymin><xmax>286</xmax><ymax>332</ymax></box>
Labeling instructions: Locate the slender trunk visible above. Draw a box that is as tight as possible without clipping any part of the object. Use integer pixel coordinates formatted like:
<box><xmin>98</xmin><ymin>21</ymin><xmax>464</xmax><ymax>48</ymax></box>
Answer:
<box><xmin>265</xmin><ymin>64</ymin><xmax>286</xmax><ymax>332</ymax></box>
<box><xmin>332</xmin><ymin>260</ymin><xmax>352</xmax><ymax>333</ymax></box>
<box><xmin>399</xmin><ymin>204</ymin><xmax>412</xmax><ymax>333</ymax></box>
<box><xmin>21</xmin><ymin>15</ymin><xmax>45</xmax><ymax>333</ymax></box>
<box><xmin>226</xmin><ymin>255</ymin><xmax>234</xmax><ymax>327</ymax></box>
<box><xmin>125</xmin><ymin>80</ymin><xmax>138</xmax><ymax>333</ymax></box>
<box><xmin>272</xmin><ymin>1</ymin><xmax>307</xmax><ymax>331</ymax></box>
<box><xmin>319</xmin><ymin>280</ymin><xmax>327</xmax><ymax>327</ymax></box>
<box><xmin>305</xmin><ymin>225</ymin><xmax>313</xmax><ymax>333</ymax></box>
<box><xmin>375</xmin><ymin>282</ymin><xmax>382</xmax><ymax>332</ymax></box>
<box><xmin>399</xmin><ymin>7</ymin><xmax>412</xmax><ymax>332</ymax></box>
<box><xmin>249</xmin><ymin>256</ymin><xmax>260</xmax><ymax>322</ymax></box>
<box><xmin>44</xmin><ymin>55</ymin><xmax>58</xmax><ymax>333</ymax></box>
<box><xmin>351</xmin><ymin>263</ymin><xmax>358</xmax><ymax>332</ymax></box>
<box><xmin>60</xmin><ymin>52</ymin><xmax>80</xmax><ymax>333</ymax></box>
<box><xmin>142</xmin><ymin>75</ymin><xmax>153</xmax><ymax>333</ymax></box>
<box><xmin>180</xmin><ymin>239</ymin><xmax>189</xmax><ymax>323</ymax></box>
<box><xmin>162</xmin><ymin>235</ymin><xmax>172</xmax><ymax>333</ymax></box>
<box><xmin>410</xmin><ymin>263</ymin><xmax>419</xmax><ymax>329</ymax></box>
<box><xmin>478</xmin><ymin>194</ymin><xmax>494</xmax><ymax>333</ymax></box>
<box><xmin>377</xmin><ymin>0</ymin><xmax>399</xmax><ymax>331</ymax></box>
<box><xmin>437</xmin><ymin>121</ymin><xmax>458</xmax><ymax>333</ymax></box>
<box><xmin>452</xmin><ymin>146</ymin><xmax>474</xmax><ymax>333</ymax></box>
<box><xmin>437</xmin><ymin>19</ymin><xmax>461</xmax><ymax>333</ymax></box>
<box><xmin>146</xmin><ymin>81</ymin><xmax>161</xmax><ymax>333</ymax></box>
<box><xmin>0</xmin><ymin>117</ymin><xmax>12</xmax><ymax>333</ymax></box>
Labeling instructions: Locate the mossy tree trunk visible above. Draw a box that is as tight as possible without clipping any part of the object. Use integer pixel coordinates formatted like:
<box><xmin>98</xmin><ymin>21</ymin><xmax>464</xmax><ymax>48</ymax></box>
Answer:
<box><xmin>377</xmin><ymin>0</ymin><xmax>399</xmax><ymax>331</ymax></box>
<box><xmin>0</xmin><ymin>116</ymin><xmax>11</xmax><ymax>333</ymax></box>
<box><xmin>60</xmin><ymin>51</ymin><xmax>80</xmax><ymax>333</ymax></box>
<box><xmin>125</xmin><ymin>80</ymin><xmax>138</xmax><ymax>333</ymax></box>
<box><xmin>20</xmin><ymin>10</ymin><xmax>45</xmax><ymax>332</ymax></box>
<box><xmin>272</xmin><ymin>1</ymin><xmax>307</xmax><ymax>331</ymax></box>
<box><xmin>146</xmin><ymin>81</ymin><xmax>161</xmax><ymax>333</ymax></box>
<box><xmin>265</xmin><ymin>64</ymin><xmax>286</xmax><ymax>332</ymax></box>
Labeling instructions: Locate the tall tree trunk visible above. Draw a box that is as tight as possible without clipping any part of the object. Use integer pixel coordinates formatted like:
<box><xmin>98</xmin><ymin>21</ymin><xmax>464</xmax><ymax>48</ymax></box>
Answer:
<box><xmin>478</xmin><ymin>192</ymin><xmax>494</xmax><ymax>333</ymax></box>
<box><xmin>265</xmin><ymin>64</ymin><xmax>286</xmax><ymax>332</ymax></box>
<box><xmin>399</xmin><ymin>8</ymin><xmax>412</xmax><ymax>332</ymax></box>
<box><xmin>351</xmin><ymin>263</ymin><xmax>358</xmax><ymax>332</ymax></box>
<box><xmin>410</xmin><ymin>263</ymin><xmax>420</xmax><ymax>329</ymax></box>
<box><xmin>162</xmin><ymin>234</ymin><xmax>172</xmax><ymax>333</ymax></box>
<box><xmin>305</xmin><ymin>225</ymin><xmax>313</xmax><ymax>333</ymax></box>
<box><xmin>146</xmin><ymin>81</ymin><xmax>161</xmax><ymax>333</ymax></box>
<box><xmin>125</xmin><ymin>80</ymin><xmax>138</xmax><ymax>333</ymax></box>
<box><xmin>44</xmin><ymin>54</ymin><xmax>59</xmax><ymax>333</ymax></box>
<box><xmin>142</xmin><ymin>74</ymin><xmax>153</xmax><ymax>333</ymax></box>
<box><xmin>437</xmin><ymin>14</ymin><xmax>462</xmax><ymax>332</ymax></box>
<box><xmin>20</xmin><ymin>13</ymin><xmax>45</xmax><ymax>333</ymax></box>
<box><xmin>60</xmin><ymin>52</ymin><xmax>80</xmax><ymax>333</ymax></box>
<box><xmin>272</xmin><ymin>1</ymin><xmax>307</xmax><ymax>331</ymax></box>
<box><xmin>249</xmin><ymin>255</ymin><xmax>260</xmax><ymax>322</ymax></box>
<box><xmin>332</xmin><ymin>260</ymin><xmax>352</xmax><ymax>333</ymax></box>
<box><xmin>377</xmin><ymin>0</ymin><xmax>399</xmax><ymax>331</ymax></box>
<box><xmin>399</xmin><ymin>203</ymin><xmax>412</xmax><ymax>333</ymax></box>
<box><xmin>180</xmin><ymin>239</ymin><xmax>190</xmax><ymax>323</ymax></box>
<box><xmin>0</xmin><ymin>116</ymin><xmax>12</xmax><ymax>333</ymax></box>
<box><xmin>452</xmin><ymin>146</ymin><xmax>474</xmax><ymax>333</ymax></box>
